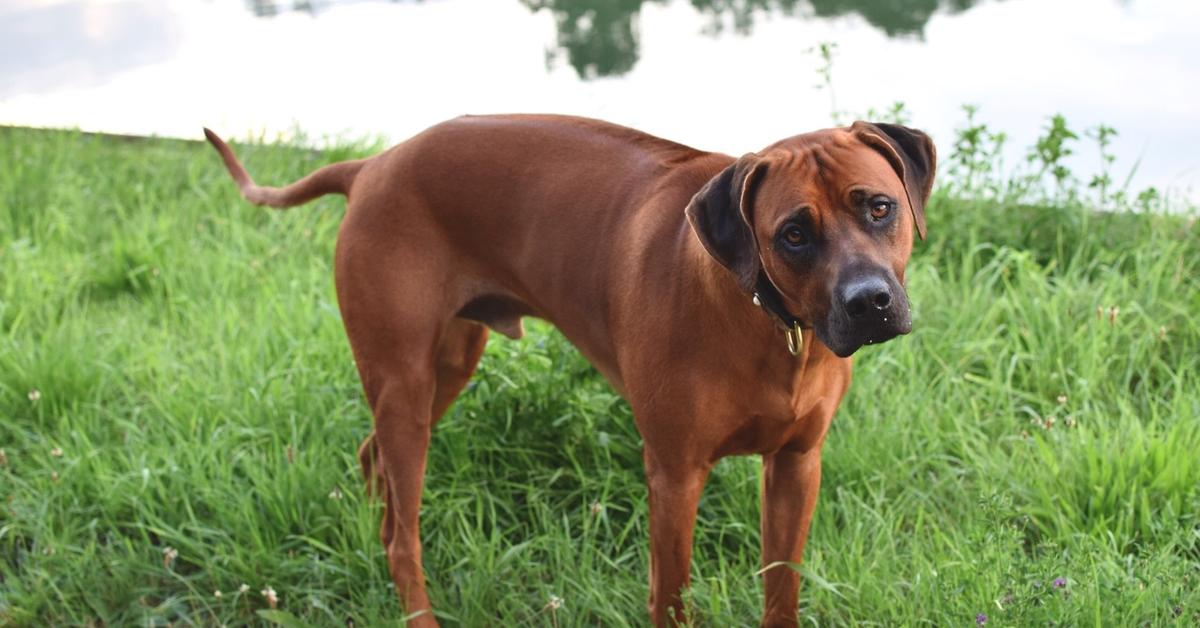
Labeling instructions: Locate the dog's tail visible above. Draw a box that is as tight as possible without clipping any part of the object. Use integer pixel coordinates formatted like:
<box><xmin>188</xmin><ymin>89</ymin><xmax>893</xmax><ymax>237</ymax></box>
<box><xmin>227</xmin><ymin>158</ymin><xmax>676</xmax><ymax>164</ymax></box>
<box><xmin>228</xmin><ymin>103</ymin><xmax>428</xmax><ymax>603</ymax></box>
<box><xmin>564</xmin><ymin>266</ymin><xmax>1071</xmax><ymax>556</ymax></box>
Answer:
<box><xmin>203</xmin><ymin>128</ymin><xmax>366</xmax><ymax>209</ymax></box>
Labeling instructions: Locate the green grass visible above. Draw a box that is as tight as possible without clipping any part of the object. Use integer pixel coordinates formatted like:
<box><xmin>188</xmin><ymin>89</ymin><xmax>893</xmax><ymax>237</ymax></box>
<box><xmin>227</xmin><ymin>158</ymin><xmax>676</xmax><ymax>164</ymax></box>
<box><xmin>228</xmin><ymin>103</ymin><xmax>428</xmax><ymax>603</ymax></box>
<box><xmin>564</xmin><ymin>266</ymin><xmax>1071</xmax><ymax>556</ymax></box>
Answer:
<box><xmin>1</xmin><ymin>126</ymin><xmax>1198</xmax><ymax>626</ymax></box>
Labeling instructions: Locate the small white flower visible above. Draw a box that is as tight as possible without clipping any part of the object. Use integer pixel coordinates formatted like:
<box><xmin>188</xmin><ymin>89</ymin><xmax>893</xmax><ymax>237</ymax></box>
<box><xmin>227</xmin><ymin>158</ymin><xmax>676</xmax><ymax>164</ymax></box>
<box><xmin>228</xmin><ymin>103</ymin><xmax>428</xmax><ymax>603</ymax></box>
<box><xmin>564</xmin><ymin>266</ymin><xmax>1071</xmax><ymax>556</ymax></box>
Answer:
<box><xmin>238</xmin><ymin>583</ymin><xmax>250</xmax><ymax>594</ymax></box>
<box><xmin>329</xmin><ymin>488</ymin><xmax>343</xmax><ymax>500</ymax></box>
<box><xmin>261</xmin><ymin>586</ymin><xmax>278</xmax><ymax>609</ymax></box>
<box><xmin>28</xmin><ymin>389</ymin><xmax>41</xmax><ymax>402</ymax></box>
<box><xmin>214</xmin><ymin>590</ymin><xmax>222</xmax><ymax>599</ymax></box>
<box><xmin>50</xmin><ymin>447</ymin><xmax>63</xmax><ymax>458</ymax></box>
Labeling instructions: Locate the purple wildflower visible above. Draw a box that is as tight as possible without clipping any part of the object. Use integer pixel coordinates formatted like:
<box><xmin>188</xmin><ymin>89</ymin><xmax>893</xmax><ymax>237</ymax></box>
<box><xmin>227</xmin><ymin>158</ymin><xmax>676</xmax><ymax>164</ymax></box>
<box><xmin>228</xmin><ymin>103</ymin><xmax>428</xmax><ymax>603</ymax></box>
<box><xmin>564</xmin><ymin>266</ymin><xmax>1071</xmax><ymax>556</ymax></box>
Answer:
<box><xmin>1053</xmin><ymin>577</ymin><xmax>1067</xmax><ymax>588</ymax></box>
<box><xmin>976</xmin><ymin>613</ymin><xmax>987</xmax><ymax>626</ymax></box>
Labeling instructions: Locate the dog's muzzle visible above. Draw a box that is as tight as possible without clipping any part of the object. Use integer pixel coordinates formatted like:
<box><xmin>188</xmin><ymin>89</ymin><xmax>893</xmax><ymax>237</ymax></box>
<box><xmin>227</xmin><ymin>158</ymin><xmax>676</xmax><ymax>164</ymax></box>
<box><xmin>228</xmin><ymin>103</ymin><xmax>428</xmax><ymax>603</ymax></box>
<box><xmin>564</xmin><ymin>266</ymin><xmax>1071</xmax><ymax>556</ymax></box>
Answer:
<box><xmin>822</xmin><ymin>270</ymin><xmax>912</xmax><ymax>357</ymax></box>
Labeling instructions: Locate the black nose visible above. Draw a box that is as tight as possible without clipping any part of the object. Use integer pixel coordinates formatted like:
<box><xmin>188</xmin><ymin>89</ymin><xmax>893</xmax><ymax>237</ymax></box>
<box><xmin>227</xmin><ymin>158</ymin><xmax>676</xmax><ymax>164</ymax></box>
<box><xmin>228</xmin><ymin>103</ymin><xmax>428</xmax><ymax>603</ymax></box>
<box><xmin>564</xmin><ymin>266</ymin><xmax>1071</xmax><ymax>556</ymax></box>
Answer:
<box><xmin>841</xmin><ymin>276</ymin><xmax>893</xmax><ymax>319</ymax></box>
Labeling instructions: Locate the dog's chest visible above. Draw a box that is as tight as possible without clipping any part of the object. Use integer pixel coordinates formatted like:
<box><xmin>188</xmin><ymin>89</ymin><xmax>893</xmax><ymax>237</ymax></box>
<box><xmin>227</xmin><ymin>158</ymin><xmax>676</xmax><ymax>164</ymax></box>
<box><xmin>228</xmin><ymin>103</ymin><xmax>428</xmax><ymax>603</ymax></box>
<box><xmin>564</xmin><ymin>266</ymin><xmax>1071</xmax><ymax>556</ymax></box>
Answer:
<box><xmin>712</xmin><ymin>365</ymin><xmax>845</xmax><ymax>457</ymax></box>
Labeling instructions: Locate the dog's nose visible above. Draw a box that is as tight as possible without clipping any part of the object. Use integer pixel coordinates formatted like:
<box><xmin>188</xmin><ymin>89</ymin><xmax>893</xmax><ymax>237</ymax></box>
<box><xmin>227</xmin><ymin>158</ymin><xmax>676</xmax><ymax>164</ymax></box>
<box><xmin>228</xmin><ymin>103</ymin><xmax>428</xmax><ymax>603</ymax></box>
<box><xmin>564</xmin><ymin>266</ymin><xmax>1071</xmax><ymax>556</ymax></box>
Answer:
<box><xmin>841</xmin><ymin>276</ymin><xmax>893</xmax><ymax>319</ymax></box>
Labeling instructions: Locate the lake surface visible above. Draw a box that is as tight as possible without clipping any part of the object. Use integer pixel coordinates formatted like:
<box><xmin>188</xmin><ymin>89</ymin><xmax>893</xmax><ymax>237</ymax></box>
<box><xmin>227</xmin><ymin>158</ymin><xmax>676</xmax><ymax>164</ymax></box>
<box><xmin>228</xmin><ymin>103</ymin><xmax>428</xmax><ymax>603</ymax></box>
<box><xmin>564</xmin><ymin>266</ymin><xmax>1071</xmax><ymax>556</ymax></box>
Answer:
<box><xmin>2</xmin><ymin>0</ymin><xmax>1198</xmax><ymax>202</ymax></box>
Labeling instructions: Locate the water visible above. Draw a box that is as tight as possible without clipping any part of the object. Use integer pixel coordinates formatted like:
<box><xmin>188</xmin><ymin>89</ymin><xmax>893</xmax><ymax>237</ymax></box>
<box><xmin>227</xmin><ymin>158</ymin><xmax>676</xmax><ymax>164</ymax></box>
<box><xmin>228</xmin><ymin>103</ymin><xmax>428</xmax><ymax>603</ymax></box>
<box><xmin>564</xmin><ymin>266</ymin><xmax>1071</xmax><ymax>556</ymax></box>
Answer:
<box><xmin>2</xmin><ymin>0</ymin><xmax>1198</xmax><ymax>201</ymax></box>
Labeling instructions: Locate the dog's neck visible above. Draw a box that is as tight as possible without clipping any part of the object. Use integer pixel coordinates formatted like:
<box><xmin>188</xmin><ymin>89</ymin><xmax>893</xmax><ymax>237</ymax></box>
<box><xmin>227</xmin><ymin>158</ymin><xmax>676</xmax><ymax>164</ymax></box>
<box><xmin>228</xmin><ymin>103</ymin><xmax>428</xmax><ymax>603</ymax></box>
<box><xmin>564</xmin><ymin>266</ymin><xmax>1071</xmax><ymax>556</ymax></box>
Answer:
<box><xmin>680</xmin><ymin>225</ymin><xmax>831</xmax><ymax>371</ymax></box>
<box><xmin>679</xmin><ymin>230</ymin><xmax>848</xmax><ymax>430</ymax></box>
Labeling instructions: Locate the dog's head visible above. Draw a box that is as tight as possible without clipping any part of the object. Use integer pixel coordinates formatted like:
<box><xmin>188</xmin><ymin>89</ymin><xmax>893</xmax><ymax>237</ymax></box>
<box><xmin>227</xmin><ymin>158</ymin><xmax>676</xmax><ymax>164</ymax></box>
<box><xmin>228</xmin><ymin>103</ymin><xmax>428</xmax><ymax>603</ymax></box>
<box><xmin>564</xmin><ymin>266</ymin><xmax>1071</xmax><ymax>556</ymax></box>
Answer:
<box><xmin>686</xmin><ymin>122</ymin><xmax>936</xmax><ymax>358</ymax></box>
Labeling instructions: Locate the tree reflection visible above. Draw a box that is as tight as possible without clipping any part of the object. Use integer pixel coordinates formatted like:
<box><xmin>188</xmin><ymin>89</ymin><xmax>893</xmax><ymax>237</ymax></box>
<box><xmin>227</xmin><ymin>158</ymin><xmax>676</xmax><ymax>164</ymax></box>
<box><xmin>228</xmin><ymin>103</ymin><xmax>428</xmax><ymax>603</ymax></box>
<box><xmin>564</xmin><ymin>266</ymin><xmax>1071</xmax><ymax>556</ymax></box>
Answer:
<box><xmin>520</xmin><ymin>0</ymin><xmax>663</xmax><ymax>80</ymax></box>
<box><xmin>243</xmin><ymin>0</ymin><xmax>408</xmax><ymax>18</ymax></box>
<box><xmin>693</xmin><ymin>0</ymin><xmax>987</xmax><ymax>37</ymax></box>
<box><xmin>242</xmin><ymin>0</ymin><xmax>994</xmax><ymax>80</ymax></box>
<box><xmin>526</xmin><ymin>0</ymin><xmax>994</xmax><ymax>78</ymax></box>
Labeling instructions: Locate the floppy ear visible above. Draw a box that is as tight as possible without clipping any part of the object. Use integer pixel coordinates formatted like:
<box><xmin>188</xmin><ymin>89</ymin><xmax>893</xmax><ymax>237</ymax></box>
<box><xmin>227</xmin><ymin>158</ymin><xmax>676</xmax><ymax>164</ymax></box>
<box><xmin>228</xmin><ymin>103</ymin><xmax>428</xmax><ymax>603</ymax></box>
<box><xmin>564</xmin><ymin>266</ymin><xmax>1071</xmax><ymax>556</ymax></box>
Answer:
<box><xmin>851</xmin><ymin>121</ymin><xmax>937</xmax><ymax>240</ymax></box>
<box><xmin>685</xmin><ymin>154</ymin><xmax>768</xmax><ymax>293</ymax></box>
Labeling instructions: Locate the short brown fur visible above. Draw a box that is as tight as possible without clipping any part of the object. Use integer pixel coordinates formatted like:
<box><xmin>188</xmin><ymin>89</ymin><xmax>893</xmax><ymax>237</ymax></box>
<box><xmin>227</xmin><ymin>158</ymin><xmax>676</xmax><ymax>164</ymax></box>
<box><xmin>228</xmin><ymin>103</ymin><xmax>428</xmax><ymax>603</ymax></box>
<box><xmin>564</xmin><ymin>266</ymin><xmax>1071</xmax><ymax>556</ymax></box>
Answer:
<box><xmin>205</xmin><ymin>114</ymin><xmax>935</xmax><ymax>627</ymax></box>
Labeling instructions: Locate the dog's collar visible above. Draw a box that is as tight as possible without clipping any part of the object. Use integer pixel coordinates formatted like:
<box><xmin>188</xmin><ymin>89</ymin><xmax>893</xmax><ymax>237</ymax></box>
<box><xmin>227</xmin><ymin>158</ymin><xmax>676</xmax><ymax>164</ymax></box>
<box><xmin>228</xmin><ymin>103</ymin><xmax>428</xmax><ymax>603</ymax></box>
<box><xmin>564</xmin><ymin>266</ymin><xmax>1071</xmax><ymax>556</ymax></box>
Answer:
<box><xmin>751</xmin><ymin>271</ymin><xmax>807</xmax><ymax>356</ymax></box>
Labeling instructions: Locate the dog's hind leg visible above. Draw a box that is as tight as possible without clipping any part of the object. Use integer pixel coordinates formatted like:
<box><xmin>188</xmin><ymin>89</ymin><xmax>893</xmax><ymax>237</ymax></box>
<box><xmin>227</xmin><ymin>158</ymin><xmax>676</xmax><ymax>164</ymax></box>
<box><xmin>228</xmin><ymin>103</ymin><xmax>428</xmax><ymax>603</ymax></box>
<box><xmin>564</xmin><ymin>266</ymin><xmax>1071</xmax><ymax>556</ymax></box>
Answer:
<box><xmin>358</xmin><ymin>318</ymin><xmax>489</xmax><ymax>495</ymax></box>
<box><xmin>357</xmin><ymin>316</ymin><xmax>489</xmax><ymax>522</ymax></box>
<box><xmin>336</xmin><ymin>243</ymin><xmax>476</xmax><ymax>626</ymax></box>
<box><xmin>346</xmin><ymin>338</ymin><xmax>440</xmax><ymax>622</ymax></box>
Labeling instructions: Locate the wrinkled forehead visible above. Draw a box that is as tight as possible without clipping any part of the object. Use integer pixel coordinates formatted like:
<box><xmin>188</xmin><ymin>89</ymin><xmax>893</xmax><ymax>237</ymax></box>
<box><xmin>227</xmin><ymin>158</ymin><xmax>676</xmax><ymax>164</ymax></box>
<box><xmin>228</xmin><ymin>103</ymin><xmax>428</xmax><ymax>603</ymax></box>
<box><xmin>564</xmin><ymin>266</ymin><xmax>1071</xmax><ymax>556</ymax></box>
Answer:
<box><xmin>757</xmin><ymin>129</ymin><xmax>901</xmax><ymax>205</ymax></box>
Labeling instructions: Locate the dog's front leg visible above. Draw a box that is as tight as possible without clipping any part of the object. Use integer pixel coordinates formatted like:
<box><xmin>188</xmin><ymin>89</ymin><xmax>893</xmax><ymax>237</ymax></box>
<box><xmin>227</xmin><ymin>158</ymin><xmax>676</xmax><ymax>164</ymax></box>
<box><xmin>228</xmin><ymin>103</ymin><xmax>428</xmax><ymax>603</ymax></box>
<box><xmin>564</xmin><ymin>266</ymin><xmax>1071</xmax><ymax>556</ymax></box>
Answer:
<box><xmin>759</xmin><ymin>445</ymin><xmax>824</xmax><ymax>627</ymax></box>
<box><xmin>643</xmin><ymin>449</ymin><xmax>711</xmax><ymax>626</ymax></box>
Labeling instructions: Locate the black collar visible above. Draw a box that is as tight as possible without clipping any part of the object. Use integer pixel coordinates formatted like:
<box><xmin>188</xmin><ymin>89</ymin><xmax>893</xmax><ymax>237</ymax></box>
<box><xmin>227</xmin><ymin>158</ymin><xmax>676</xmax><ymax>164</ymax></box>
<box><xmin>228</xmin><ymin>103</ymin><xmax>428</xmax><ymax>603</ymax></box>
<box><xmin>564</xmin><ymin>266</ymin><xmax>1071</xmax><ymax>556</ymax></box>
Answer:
<box><xmin>752</xmin><ymin>271</ymin><xmax>803</xmax><ymax>331</ymax></box>
<box><xmin>752</xmin><ymin>271</ymin><xmax>808</xmax><ymax>356</ymax></box>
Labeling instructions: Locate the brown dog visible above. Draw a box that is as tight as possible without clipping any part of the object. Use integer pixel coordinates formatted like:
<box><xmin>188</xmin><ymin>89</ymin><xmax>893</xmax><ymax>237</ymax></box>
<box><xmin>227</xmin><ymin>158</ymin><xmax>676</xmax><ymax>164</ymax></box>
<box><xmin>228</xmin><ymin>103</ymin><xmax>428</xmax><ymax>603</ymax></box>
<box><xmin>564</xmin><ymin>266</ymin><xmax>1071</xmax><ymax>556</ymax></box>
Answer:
<box><xmin>204</xmin><ymin>114</ymin><xmax>935</xmax><ymax>626</ymax></box>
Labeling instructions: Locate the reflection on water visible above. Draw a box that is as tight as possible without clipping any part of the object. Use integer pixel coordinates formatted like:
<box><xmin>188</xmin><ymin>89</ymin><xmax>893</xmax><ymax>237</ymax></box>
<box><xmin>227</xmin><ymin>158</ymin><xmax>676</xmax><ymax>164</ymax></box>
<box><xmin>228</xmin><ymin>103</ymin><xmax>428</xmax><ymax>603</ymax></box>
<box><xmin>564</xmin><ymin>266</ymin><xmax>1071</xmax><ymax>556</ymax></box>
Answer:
<box><xmin>3</xmin><ymin>0</ymin><xmax>1198</xmax><ymax>199</ymax></box>
<box><xmin>687</xmin><ymin>0</ymin><xmax>996</xmax><ymax>37</ymax></box>
<box><xmin>243</xmin><ymin>0</ymin><xmax>994</xmax><ymax>79</ymax></box>
<box><xmin>243</xmin><ymin>0</ymin><xmax>379</xmax><ymax>18</ymax></box>
<box><xmin>526</xmin><ymin>0</ymin><xmax>996</xmax><ymax>78</ymax></box>
<box><xmin>800</xmin><ymin>0</ymin><xmax>993</xmax><ymax>37</ymax></box>
<box><xmin>521</xmin><ymin>0</ymin><xmax>648</xmax><ymax>79</ymax></box>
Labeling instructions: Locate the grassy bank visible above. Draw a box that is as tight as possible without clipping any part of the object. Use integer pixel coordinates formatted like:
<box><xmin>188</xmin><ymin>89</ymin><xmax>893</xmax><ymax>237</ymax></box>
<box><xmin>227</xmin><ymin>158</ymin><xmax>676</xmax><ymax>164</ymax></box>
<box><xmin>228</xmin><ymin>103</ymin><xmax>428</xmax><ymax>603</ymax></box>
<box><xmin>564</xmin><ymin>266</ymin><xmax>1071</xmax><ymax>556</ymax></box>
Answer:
<box><xmin>1</xmin><ymin>125</ymin><xmax>1198</xmax><ymax>626</ymax></box>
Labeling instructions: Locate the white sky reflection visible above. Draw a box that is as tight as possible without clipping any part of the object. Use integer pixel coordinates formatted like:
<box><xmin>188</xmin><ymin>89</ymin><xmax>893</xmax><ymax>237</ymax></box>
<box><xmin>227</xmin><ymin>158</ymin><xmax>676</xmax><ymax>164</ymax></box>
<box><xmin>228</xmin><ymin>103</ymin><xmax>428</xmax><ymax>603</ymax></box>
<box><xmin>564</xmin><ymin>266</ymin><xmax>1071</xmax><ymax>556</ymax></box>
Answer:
<box><xmin>1</xmin><ymin>0</ymin><xmax>1197</xmax><ymax>201</ymax></box>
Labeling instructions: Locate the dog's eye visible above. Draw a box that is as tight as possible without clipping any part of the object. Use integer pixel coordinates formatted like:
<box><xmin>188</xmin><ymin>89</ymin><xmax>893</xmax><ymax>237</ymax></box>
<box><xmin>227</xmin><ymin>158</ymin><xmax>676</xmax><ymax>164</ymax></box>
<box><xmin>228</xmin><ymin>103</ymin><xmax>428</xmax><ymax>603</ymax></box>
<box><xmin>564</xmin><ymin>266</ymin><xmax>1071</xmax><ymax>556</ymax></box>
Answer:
<box><xmin>869</xmin><ymin>198</ymin><xmax>893</xmax><ymax>221</ymax></box>
<box><xmin>782</xmin><ymin>225</ymin><xmax>808</xmax><ymax>247</ymax></box>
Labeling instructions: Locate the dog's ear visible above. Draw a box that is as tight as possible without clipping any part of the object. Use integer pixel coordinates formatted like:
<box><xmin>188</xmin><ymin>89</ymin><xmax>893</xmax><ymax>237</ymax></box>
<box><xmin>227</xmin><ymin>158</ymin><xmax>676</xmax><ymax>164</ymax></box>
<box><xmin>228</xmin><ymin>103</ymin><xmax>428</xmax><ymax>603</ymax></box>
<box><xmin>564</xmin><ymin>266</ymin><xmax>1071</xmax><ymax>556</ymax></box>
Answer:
<box><xmin>851</xmin><ymin>122</ymin><xmax>936</xmax><ymax>240</ymax></box>
<box><xmin>685</xmin><ymin>154</ymin><xmax>768</xmax><ymax>293</ymax></box>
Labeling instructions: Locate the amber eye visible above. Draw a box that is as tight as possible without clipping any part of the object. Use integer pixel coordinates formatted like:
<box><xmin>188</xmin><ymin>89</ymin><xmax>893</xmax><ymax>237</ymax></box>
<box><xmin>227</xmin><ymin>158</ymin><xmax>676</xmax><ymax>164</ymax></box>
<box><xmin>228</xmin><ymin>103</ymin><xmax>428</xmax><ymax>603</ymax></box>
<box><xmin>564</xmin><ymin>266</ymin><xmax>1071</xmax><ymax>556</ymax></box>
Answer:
<box><xmin>782</xmin><ymin>225</ymin><xmax>808</xmax><ymax>247</ymax></box>
<box><xmin>869</xmin><ymin>198</ymin><xmax>893</xmax><ymax>221</ymax></box>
